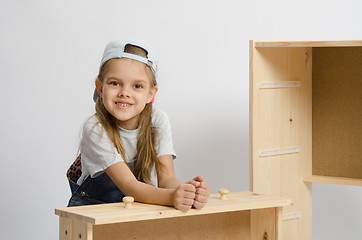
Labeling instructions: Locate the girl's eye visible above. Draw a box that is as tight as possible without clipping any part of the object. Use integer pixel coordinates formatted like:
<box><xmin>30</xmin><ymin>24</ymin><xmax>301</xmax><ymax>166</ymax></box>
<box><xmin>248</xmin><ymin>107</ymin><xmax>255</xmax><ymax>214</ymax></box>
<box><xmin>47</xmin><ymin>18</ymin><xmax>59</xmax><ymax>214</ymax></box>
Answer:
<box><xmin>134</xmin><ymin>84</ymin><xmax>142</xmax><ymax>89</ymax></box>
<box><xmin>109</xmin><ymin>81</ymin><xmax>119</xmax><ymax>86</ymax></box>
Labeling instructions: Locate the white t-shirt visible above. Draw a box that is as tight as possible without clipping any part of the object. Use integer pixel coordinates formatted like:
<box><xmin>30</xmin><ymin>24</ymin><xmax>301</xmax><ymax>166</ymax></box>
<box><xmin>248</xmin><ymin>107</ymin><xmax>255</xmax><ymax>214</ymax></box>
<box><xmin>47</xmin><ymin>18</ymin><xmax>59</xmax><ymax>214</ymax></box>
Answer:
<box><xmin>77</xmin><ymin>108</ymin><xmax>176</xmax><ymax>185</ymax></box>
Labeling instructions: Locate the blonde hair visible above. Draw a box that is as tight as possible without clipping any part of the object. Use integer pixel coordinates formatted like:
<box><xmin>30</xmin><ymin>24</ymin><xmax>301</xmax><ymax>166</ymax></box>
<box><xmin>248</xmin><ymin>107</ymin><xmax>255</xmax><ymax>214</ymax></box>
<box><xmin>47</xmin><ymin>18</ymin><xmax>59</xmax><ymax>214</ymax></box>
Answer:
<box><xmin>95</xmin><ymin>44</ymin><xmax>158</xmax><ymax>184</ymax></box>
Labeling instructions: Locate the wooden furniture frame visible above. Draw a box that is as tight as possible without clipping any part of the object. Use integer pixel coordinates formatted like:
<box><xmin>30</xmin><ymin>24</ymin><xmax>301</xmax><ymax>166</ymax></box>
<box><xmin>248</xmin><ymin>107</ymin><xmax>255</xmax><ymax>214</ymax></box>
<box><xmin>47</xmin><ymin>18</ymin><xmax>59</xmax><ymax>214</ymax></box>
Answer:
<box><xmin>55</xmin><ymin>192</ymin><xmax>291</xmax><ymax>240</ymax></box>
<box><xmin>249</xmin><ymin>40</ymin><xmax>362</xmax><ymax>240</ymax></box>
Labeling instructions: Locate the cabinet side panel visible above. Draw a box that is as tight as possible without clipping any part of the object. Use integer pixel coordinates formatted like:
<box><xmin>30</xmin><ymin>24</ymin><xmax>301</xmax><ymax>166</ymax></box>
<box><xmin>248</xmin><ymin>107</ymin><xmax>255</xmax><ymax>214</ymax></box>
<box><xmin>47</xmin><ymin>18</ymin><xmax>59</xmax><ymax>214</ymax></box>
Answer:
<box><xmin>250</xmin><ymin>46</ymin><xmax>312</xmax><ymax>240</ymax></box>
<box><xmin>59</xmin><ymin>217</ymin><xmax>72</xmax><ymax>240</ymax></box>
<box><xmin>250</xmin><ymin>40</ymin><xmax>255</xmax><ymax>191</ymax></box>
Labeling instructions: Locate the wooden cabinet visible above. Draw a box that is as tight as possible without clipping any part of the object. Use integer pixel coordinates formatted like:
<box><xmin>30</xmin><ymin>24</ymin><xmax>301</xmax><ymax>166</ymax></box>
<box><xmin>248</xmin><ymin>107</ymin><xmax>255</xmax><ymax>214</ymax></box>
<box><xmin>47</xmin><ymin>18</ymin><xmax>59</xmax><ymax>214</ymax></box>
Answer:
<box><xmin>249</xmin><ymin>40</ymin><xmax>362</xmax><ymax>240</ymax></box>
<box><xmin>55</xmin><ymin>192</ymin><xmax>291</xmax><ymax>240</ymax></box>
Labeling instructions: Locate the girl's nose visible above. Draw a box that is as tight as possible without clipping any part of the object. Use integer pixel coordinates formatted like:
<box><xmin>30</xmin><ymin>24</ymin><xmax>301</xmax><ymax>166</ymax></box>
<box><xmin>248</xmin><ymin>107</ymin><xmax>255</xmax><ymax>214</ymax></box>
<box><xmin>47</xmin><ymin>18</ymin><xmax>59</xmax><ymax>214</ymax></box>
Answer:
<box><xmin>118</xmin><ymin>86</ymin><xmax>131</xmax><ymax>98</ymax></box>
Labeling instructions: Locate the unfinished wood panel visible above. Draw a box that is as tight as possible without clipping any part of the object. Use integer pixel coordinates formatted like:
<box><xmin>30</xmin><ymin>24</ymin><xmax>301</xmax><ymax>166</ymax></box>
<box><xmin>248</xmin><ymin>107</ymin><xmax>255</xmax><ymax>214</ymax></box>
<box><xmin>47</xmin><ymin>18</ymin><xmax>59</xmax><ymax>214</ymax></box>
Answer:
<box><xmin>304</xmin><ymin>175</ymin><xmax>362</xmax><ymax>186</ymax></box>
<box><xmin>254</xmin><ymin>40</ymin><xmax>362</xmax><ymax>48</ymax></box>
<box><xmin>93</xmin><ymin>211</ymin><xmax>250</xmax><ymax>240</ymax></box>
<box><xmin>275</xmin><ymin>208</ymin><xmax>283</xmax><ymax>240</ymax></box>
<box><xmin>59</xmin><ymin>217</ymin><xmax>72</xmax><ymax>240</ymax></box>
<box><xmin>250</xmin><ymin>41</ymin><xmax>313</xmax><ymax>240</ymax></box>
<box><xmin>56</xmin><ymin>192</ymin><xmax>291</xmax><ymax>225</ymax></box>
<box><xmin>252</xmin><ymin>154</ymin><xmax>299</xmax><ymax>214</ymax></box>
<box><xmin>59</xmin><ymin>217</ymin><xmax>93</xmax><ymax>240</ymax></box>
<box><xmin>282</xmin><ymin>218</ymin><xmax>299</xmax><ymax>239</ymax></box>
<box><xmin>73</xmin><ymin>219</ymin><xmax>93</xmax><ymax>240</ymax></box>
<box><xmin>312</xmin><ymin>47</ymin><xmax>362</xmax><ymax>179</ymax></box>
<box><xmin>251</xmin><ymin>208</ymin><xmax>276</xmax><ymax>240</ymax></box>
<box><xmin>56</xmin><ymin>192</ymin><xmax>291</xmax><ymax>239</ymax></box>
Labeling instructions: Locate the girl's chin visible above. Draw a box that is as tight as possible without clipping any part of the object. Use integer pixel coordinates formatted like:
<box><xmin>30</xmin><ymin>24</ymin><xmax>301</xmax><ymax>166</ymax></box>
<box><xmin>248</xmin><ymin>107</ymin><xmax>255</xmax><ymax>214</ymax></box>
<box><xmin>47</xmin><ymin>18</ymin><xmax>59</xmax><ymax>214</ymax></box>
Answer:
<box><xmin>114</xmin><ymin>117</ymin><xmax>139</xmax><ymax>130</ymax></box>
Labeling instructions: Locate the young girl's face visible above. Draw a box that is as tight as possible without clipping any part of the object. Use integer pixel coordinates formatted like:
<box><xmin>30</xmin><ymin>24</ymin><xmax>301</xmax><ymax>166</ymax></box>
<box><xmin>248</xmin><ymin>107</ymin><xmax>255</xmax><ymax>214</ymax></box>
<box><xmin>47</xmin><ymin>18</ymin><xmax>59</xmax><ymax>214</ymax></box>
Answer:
<box><xmin>96</xmin><ymin>58</ymin><xmax>157</xmax><ymax>130</ymax></box>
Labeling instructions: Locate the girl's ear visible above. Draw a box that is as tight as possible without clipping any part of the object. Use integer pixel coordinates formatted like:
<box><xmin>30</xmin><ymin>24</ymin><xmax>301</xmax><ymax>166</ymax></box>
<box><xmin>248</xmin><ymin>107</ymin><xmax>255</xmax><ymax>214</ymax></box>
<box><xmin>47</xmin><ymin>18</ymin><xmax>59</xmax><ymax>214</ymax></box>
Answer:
<box><xmin>95</xmin><ymin>78</ymin><xmax>103</xmax><ymax>97</ymax></box>
<box><xmin>148</xmin><ymin>86</ymin><xmax>158</xmax><ymax>103</ymax></box>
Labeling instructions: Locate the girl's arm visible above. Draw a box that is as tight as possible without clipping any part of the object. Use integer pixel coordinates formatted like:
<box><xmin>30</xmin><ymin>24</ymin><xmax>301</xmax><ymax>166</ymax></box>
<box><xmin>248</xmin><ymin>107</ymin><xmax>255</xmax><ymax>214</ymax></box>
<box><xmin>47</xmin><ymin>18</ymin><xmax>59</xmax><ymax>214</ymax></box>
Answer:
<box><xmin>156</xmin><ymin>155</ymin><xmax>184</xmax><ymax>189</ymax></box>
<box><xmin>105</xmin><ymin>161</ymin><xmax>196</xmax><ymax>211</ymax></box>
<box><xmin>156</xmin><ymin>155</ymin><xmax>210</xmax><ymax>209</ymax></box>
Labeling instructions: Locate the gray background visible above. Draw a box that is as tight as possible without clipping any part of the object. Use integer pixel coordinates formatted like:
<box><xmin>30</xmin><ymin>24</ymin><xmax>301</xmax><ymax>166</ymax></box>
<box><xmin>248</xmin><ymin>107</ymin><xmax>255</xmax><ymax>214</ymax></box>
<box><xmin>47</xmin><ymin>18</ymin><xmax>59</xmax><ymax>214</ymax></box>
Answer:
<box><xmin>1</xmin><ymin>0</ymin><xmax>361</xmax><ymax>239</ymax></box>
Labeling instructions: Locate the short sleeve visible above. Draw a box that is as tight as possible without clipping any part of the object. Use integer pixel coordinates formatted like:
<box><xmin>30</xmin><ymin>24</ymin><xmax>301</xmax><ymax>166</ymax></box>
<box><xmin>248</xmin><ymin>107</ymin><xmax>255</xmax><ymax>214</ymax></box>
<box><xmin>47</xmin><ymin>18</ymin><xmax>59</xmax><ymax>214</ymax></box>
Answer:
<box><xmin>152</xmin><ymin>109</ymin><xmax>177</xmax><ymax>159</ymax></box>
<box><xmin>80</xmin><ymin>116</ymin><xmax>124</xmax><ymax>179</ymax></box>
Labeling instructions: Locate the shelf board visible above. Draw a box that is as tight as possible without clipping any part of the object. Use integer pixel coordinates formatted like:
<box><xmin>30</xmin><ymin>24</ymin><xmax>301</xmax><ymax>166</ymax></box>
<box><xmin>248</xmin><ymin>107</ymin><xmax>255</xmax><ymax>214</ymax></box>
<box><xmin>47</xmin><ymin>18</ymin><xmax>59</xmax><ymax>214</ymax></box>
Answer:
<box><xmin>55</xmin><ymin>192</ymin><xmax>291</xmax><ymax>225</ymax></box>
<box><xmin>253</xmin><ymin>40</ymin><xmax>362</xmax><ymax>48</ymax></box>
<box><xmin>303</xmin><ymin>175</ymin><xmax>362</xmax><ymax>186</ymax></box>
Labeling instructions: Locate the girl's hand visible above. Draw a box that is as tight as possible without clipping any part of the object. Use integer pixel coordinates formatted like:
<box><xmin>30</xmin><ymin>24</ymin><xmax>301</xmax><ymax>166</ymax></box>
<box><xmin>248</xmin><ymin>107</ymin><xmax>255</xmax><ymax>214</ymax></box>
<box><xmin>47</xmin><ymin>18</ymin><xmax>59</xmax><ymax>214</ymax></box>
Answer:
<box><xmin>172</xmin><ymin>183</ymin><xmax>196</xmax><ymax>211</ymax></box>
<box><xmin>188</xmin><ymin>176</ymin><xmax>210</xmax><ymax>209</ymax></box>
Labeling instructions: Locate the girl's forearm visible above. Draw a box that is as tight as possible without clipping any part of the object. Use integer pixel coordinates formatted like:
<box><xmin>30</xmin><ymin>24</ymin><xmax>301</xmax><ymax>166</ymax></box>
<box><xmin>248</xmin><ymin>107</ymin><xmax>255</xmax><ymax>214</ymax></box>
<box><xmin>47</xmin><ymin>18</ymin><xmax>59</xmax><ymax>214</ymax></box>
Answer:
<box><xmin>105</xmin><ymin>163</ymin><xmax>175</xmax><ymax>206</ymax></box>
<box><xmin>123</xmin><ymin>179</ymin><xmax>174</xmax><ymax>206</ymax></box>
<box><xmin>158</xmin><ymin>176</ymin><xmax>183</xmax><ymax>189</ymax></box>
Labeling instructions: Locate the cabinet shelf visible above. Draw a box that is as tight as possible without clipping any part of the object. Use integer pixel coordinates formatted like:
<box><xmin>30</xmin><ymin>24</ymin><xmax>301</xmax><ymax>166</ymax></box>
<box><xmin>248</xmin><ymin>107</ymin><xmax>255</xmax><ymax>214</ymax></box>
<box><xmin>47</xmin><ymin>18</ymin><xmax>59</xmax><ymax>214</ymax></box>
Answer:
<box><xmin>303</xmin><ymin>175</ymin><xmax>362</xmax><ymax>186</ymax></box>
<box><xmin>254</xmin><ymin>40</ymin><xmax>362</xmax><ymax>47</ymax></box>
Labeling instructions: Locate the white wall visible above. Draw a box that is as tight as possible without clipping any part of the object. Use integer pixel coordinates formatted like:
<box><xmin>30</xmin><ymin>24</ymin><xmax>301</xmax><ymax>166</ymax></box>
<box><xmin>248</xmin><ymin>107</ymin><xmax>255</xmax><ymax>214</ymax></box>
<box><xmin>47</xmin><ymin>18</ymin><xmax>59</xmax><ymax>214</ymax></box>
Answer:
<box><xmin>0</xmin><ymin>0</ymin><xmax>361</xmax><ymax>239</ymax></box>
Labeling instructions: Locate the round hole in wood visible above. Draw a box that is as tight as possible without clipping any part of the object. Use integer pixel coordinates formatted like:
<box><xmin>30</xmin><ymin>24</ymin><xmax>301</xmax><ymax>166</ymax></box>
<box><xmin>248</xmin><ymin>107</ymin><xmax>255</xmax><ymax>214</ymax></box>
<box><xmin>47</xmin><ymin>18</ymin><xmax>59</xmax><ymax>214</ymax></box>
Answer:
<box><xmin>65</xmin><ymin>230</ymin><xmax>68</xmax><ymax>235</ymax></box>
<box><xmin>79</xmin><ymin>233</ymin><xmax>82</xmax><ymax>238</ymax></box>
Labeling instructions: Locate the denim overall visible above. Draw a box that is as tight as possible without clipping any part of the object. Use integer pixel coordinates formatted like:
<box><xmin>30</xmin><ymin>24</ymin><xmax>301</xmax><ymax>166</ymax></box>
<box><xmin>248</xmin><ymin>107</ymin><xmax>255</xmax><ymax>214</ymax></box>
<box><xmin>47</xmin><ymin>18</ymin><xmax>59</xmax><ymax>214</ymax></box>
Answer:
<box><xmin>67</xmin><ymin>162</ymin><xmax>134</xmax><ymax>207</ymax></box>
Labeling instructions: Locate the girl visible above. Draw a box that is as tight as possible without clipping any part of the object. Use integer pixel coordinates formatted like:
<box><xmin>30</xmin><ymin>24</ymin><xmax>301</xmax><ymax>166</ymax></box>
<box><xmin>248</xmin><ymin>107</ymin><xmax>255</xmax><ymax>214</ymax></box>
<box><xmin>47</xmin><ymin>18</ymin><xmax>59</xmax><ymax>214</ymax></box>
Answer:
<box><xmin>67</xmin><ymin>39</ymin><xmax>209</xmax><ymax>211</ymax></box>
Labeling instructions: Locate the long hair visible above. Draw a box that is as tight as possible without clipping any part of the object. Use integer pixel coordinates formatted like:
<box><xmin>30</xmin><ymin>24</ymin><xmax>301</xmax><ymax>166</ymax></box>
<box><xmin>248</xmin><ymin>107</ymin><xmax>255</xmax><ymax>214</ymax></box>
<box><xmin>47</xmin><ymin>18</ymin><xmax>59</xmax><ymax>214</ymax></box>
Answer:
<box><xmin>95</xmin><ymin>44</ymin><xmax>158</xmax><ymax>184</ymax></box>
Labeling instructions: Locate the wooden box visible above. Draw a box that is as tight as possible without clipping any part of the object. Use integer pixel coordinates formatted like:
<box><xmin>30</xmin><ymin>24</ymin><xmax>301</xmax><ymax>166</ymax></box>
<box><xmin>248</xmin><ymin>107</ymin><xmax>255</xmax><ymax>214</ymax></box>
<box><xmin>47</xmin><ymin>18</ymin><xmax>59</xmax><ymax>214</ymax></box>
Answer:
<box><xmin>249</xmin><ymin>40</ymin><xmax>362</xmax><ymax>240</ymax></box>
<box><xmin>55</xmin><ymin>192</ymin><xmax>291</xmax><ymax>240</ymax></box>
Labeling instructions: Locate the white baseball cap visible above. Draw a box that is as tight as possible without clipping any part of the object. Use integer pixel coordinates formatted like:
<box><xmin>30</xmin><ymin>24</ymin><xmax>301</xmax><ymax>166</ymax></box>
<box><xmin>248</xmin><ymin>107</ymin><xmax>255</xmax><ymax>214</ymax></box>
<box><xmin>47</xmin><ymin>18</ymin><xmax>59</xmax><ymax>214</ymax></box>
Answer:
<box><xmin>93</xmin><ymin>39</ymin><xmax>158</xmax><ymax>102</ymax></box>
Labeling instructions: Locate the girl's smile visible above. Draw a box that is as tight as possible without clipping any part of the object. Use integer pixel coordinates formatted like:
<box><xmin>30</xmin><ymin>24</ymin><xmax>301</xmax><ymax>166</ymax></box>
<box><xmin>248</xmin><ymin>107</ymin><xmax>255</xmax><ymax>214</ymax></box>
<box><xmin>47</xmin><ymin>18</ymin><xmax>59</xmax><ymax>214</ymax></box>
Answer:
<box><xmin>96</xmin><ymin>58</ymin><xmax>157</xmax><ymax>130</ymax></box>
<box><xmin>115</xmin><ymin>101</ymin><xmax>134</xmax><ymax>109</ymax></box>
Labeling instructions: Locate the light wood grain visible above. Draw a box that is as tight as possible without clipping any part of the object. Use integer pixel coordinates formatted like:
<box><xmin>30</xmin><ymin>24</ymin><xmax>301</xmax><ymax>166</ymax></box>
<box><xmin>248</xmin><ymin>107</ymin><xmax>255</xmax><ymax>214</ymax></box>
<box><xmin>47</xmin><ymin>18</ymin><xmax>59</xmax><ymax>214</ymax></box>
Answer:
<box><xmin>73</xmin><ymin>219</ymin><xmax>93</xmax><ymax>240</ymax></box>
<box><xmin>251</xmin><ymin>208</ymin><xmax>277</xmax><ymax>240</ymax></box>
<box><xmin>254</xmin><ymin>40</ymin><xmax>362</xmax><ymax>48</ymax></box>
<box><xmin>250</xmin><ymin>40</ymin><xmax>313</xmax><ymax>240</ymax></box>
<box><xmin>55</xmin><ymin>192</ymin><xmax>291</xmax><ymax>225</ymax></box>
<box><xmin>59</xmin><ymin>217</ymin><xmax>93</xmax><ymax>240</ymax></box>
<box><xmin>276</xmin><ymin>207</ymin><xmax>283</xmax><ymax>240</ymax></box>
<box><xmin>250</xmin><ymin>39</ymin><xmax>362</xmax><ymax>240</ymax></box>
<box><xmin>304</xmin><ymin>175</ymin><xmax>362</xmax><ymax>186</ymax></box>
<box><xmin>56</xmin><ymin>192</ymin><xmax>291</xmax><ymax>240</ymax></box>
<box><xmin>59</xmin><ymin>217</ymin><xmax>72</xmax><ymax>240</ymax></box>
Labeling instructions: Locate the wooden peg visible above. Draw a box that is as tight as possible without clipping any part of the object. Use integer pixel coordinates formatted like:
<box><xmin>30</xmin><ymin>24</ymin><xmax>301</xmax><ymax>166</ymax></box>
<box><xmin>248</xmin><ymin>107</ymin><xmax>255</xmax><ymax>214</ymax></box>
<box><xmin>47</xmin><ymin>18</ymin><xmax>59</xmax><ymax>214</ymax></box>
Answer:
<box><xmin>123</xmin><ymin>196</ymin><xmax>134</xmax><ymax>209</ymax></box>
<box><xmin>218</xmin><ymin>188</ymin><xmax>229</xmax><ymax>200</ymax></box>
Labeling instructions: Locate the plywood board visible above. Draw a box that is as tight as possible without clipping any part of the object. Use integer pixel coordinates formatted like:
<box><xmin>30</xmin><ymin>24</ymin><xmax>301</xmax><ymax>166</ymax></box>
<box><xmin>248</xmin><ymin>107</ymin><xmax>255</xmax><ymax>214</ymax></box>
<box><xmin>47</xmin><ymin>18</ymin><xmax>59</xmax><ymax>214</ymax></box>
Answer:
<box><xmin>312</xmin><ymin>47</ymin><xmax>362</xmax><ymax>179</ymax></box>
<box><xmin>93</xmin><ymin>210</ymin><xmax>250</xmax><ymax>240</ymax></box>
